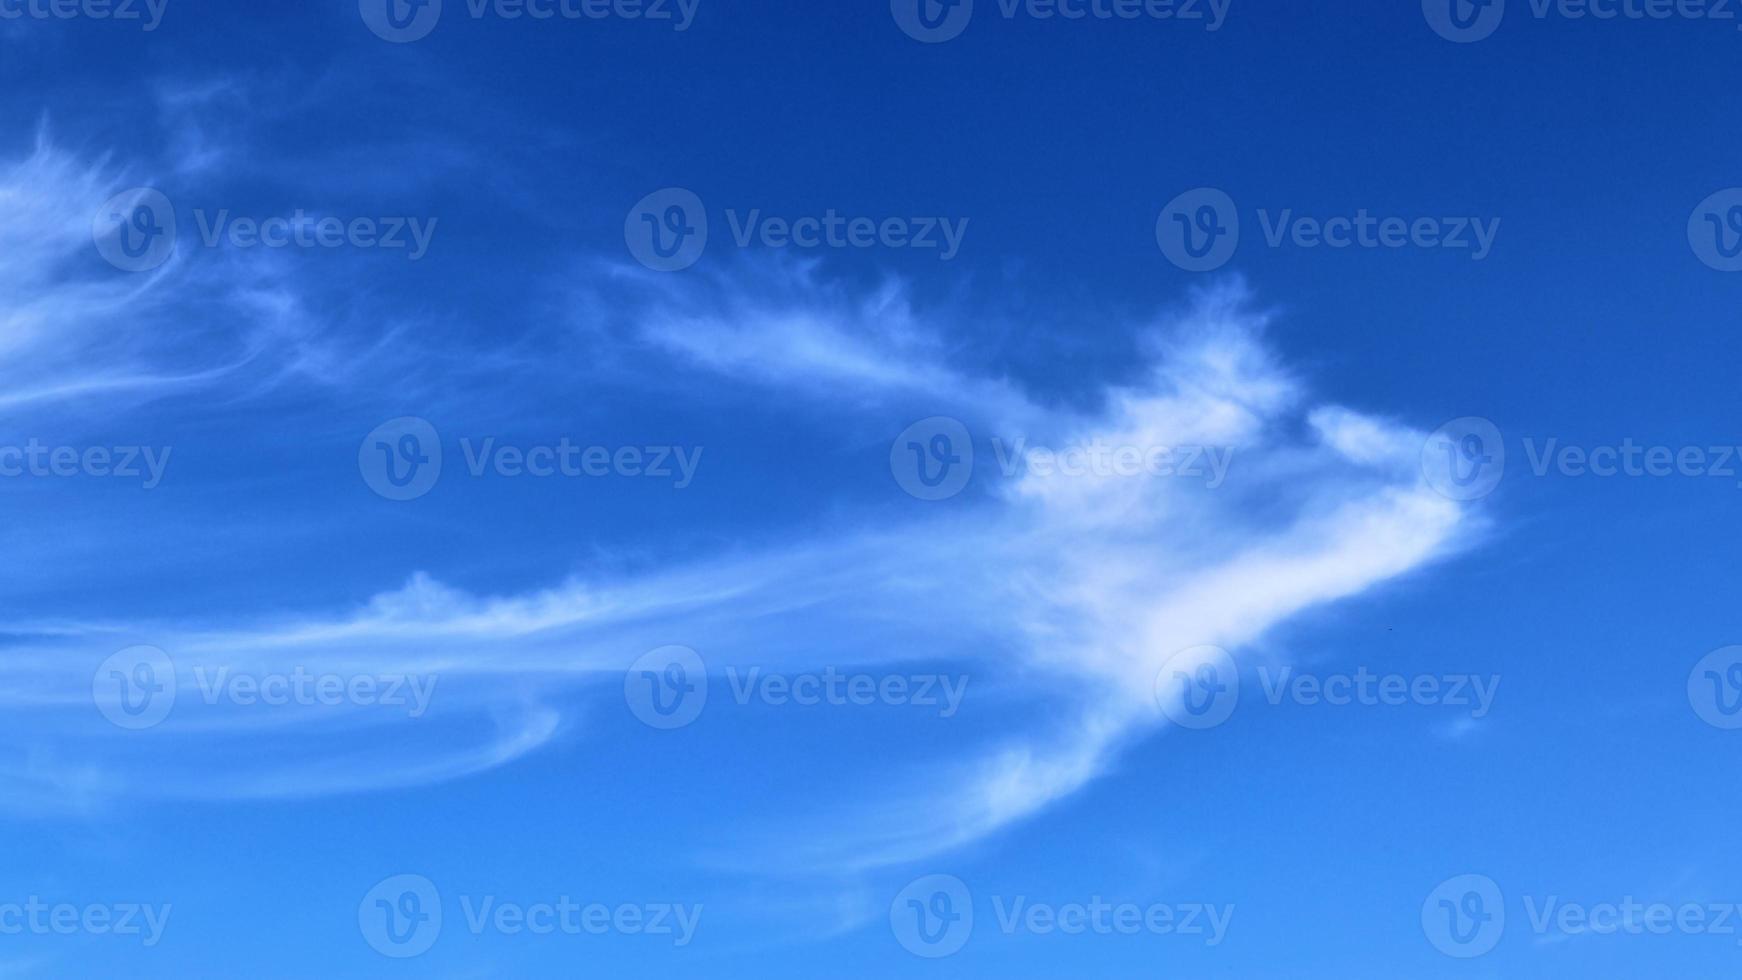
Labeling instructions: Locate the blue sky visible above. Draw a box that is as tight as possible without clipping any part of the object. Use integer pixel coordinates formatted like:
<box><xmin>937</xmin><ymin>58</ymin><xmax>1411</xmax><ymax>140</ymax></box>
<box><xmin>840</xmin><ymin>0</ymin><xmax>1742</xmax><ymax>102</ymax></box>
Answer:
<box><xmin>4</xmin><ymin>0</ymin><xmax>1742</xmax><ymax>976</ymax></box>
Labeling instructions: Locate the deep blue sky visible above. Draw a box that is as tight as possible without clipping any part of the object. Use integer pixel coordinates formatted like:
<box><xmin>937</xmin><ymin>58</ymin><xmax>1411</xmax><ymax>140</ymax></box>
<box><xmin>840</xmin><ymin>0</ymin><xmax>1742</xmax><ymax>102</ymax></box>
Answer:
<box><xmin>3</xmin><ymin>1</ymin><xmax>1740</xmax><ymax>977</ymax></box>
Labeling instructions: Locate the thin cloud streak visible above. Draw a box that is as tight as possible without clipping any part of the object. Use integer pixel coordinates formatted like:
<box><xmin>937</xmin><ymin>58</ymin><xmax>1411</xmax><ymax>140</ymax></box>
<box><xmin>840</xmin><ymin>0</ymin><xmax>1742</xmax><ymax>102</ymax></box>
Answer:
<box><xmin>0</xmin><ymin>248</ymin><xmax>1479</xmax><ymax>882</ymax></box>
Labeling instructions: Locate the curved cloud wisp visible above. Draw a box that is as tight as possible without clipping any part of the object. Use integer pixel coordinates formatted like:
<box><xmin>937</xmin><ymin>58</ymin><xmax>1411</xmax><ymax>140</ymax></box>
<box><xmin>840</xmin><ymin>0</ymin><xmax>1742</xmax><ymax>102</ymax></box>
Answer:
<box><xmin>1</xmin><ymin>140</ymin><xmax>1478</xmax><ymax>875</ymax></box>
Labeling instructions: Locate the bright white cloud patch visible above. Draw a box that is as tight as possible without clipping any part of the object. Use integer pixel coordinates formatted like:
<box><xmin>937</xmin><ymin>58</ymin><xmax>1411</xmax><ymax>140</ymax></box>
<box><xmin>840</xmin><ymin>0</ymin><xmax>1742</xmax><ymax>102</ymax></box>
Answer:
<box><xmin>0</xmin><ymin>141</ymin><xmax>1476</xmax><ymax>881</ymax></box>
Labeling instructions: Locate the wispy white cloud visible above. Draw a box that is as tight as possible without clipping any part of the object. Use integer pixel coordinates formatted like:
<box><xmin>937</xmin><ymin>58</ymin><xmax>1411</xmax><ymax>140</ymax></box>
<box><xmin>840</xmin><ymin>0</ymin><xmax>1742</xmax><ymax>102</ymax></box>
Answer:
<box><xmin>0</xmin><ymin>114</ymin><xmax>1483</xmax><ymax>892</ymax></box>
<box><xmin>0</xmin><ymin>127</ymin><xmax>385</xmax><ymax>425</ymax></box>
<box><xmin>0</xmin><ymin>248</ymin><xmax>1480</xmax><ymax>888</ymax></box>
